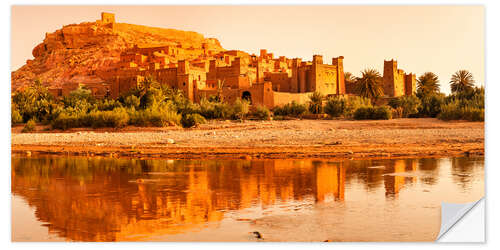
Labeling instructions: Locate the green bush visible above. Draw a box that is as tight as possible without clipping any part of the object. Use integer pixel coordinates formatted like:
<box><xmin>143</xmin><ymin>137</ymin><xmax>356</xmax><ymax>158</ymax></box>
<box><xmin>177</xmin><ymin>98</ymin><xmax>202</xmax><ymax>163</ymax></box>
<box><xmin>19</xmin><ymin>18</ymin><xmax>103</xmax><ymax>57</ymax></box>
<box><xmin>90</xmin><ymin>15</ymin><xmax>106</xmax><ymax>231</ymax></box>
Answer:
<box><xmin>52</xmin><ymin>108</ymin><xmax>130</xmax><ymax>130</ymax></box>
<box><xmin>176</xmin><ymin>101</ymin><xmax>200</xmax><ymax>116</ymax></box>
<box><xmin>273</xmin><ymin>101</ymin><xmax>307</xmax><ymax>117</ymax></box>
<box><xmin>231</xmin><ymin>98</ymin><xmax>250</xmax><ymax>120</ymax></box>
<box><xmin>11</xmin><ymin>107</ymin><xmax>23</xmax><ymax>125</ymax></box>
<box><xmin>198</xmin><ymin>98</ymin><xmax>233</xmax><ymax>120</ymax></box>
<box><xmin>51</xmin><ymin>112</ymin><xmax>82</xmax><ymax>130</ymax></box>
<box><xmin>321</xmin><ymin>96</ymin><xmax>373</xmax><ymax>118</ymax></box>
<box><xmin>324</xmin><ymin>96</ymin><xmax>346</xmax><ymax>117</ymax></box>
<box><xmin>344</xmin><ymin>96</ymin><xmax>372</xmax><ymax>118</ymax></box>
<box><xmin>123</xmin><ymin>95</ymin><xmax>141</xmax><ymax>109</ymax></box>
<box><xmin>61</xmin><ymin>87</ymin><xmax>95</xmax><ymax>113</ymax></box>
<box><xmin>252</xmin><ymin>105</ymin><xmax>271</xmax><ymax>120</ymax></box>
<box><xmin>128</xmin><ymin>106</ymin><xmax>181</xmax><ymax>127</ymax></box>
<box><xmin>181</xmin><ymin>113</ymin><xmax>207</xmax><ymax>128</ymax></box>
<box><xmin>353</xmin><ymin>106</ymin><xmax>392</xmax><ymax>120</ymax></box>
<box><xmin>86</xmin><ymin>108</ymin><xmax>129</xmax><ymax>128</ymax></box>
<box><xmin>418</xmin><ymin>93</ymin><xmax>445</xmax><ymax>117</ymax></box>
<box><xmin>446</xmin><ymin>86</ymin><xmax>484</xmax><ymax>105</ymax></box>
<box><xmin>308</xmin><ymin>91</ymin><xmax>324</xmax><ymax>114</ymax></box>
<box><xmin>438</xmin><ymin>101</ymin><xmax>484</xmax><ymax>121</ymax></box>
<box><xmin>372</xmin><ymin>106</ymin><xmax>393</xmax><ymax>120</ymax></box>
<box><xmin>388</xmin><ymin>96</ymin><xmax>421</xmax><ymax>118</ymax></box>
<box><xmin>12</xmin><ymin>80</ymin><xmax>56</xmax><ymax>123</ymax></box>
<box><xmin>353</xmin><ymin>107</ymin><xmax>372</xmax><ymax>120</ymax></box>
<box><xmin>95</xmin><ymin>98</ymin><xmax>123</xmax><ymax>111</ymax></box>
<box><xmin>435</xmin><ymin>87</ymin><xmax>483</xmax><ymax>121</ymax></box>
<box><xmin>438</xmin><ymin>102</ymin><xmax>462</xmax><ymax>121</ymax></box>
<box><xmin>22</xmin><ymin>119</ymin><xmax>36</xmax><ymax>133</ymax></box>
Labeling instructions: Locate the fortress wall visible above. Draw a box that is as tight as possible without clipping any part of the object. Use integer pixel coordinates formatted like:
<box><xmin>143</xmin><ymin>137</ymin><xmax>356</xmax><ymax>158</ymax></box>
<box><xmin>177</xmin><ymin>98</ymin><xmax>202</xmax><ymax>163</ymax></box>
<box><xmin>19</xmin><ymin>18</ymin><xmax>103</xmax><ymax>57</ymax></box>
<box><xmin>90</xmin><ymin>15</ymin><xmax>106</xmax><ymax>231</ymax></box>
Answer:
<box><xmin>195</xmin><ymin>89</ymin><xmax>218</xmax><ymax>102</ymax></box>
<box><xmin>273</xmin><ymin>91</ymin><xmax>312</xmax><ymax>107</ymax></box>
<box><xmin>248</xmin><ymin>82</ymin><xmax>274</xmax><ymax>108</ymax></box>
<box><xmin>264</xmin><ymin>72</ymin><xmax>290</xmax><ymax>92</ymax></box>
<box><xmin>155</xmin><ymin>68</ymin><xmax>178</xmax><ymax>87</ymax></box>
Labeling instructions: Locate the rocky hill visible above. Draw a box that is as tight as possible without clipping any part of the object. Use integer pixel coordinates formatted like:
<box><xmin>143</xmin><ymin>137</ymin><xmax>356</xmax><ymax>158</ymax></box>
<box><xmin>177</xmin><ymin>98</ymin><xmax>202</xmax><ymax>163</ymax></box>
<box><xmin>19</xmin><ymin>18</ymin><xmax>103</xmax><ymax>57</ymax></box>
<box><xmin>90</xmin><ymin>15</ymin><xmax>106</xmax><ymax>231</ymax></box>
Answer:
<box><xmin>11</xmin><ymin>15</ymin><xmax>225</xmax><ymax>91</ymax></box>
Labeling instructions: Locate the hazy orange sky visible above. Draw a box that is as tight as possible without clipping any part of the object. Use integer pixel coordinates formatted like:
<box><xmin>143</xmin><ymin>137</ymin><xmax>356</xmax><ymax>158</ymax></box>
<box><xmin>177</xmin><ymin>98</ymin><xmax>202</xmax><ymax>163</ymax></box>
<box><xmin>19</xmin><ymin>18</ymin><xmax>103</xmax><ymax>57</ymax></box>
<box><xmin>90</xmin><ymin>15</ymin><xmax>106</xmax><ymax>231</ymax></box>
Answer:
<box><xmin>11</xmin><ymin>5</ymin><xmax>484</xmax><ymax>93</ymax></box>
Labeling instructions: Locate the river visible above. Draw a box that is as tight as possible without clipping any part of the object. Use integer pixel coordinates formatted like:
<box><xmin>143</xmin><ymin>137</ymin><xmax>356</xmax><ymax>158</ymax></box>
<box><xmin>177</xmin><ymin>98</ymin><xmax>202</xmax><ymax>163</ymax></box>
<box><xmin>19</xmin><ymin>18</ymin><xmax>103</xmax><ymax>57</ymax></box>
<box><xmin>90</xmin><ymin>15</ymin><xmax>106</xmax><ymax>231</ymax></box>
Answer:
<box><xmin>11</xmin><ymin>156</ymin><xmax>484</xmax><ymax>241</ymax></box>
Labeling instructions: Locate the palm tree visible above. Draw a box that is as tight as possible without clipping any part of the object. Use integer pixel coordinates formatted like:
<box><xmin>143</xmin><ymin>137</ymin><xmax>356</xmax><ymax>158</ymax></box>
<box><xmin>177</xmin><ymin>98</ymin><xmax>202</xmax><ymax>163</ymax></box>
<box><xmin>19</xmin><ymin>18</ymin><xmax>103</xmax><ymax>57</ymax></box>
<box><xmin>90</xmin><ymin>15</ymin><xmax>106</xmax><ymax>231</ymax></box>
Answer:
<box><xmin>450</xmin><ymin>70</ymin><xmax>475</xmax><ymax>94</ymax></box>
<box><xmin>344</xmin><ymin>72</ymin><xmax>357</xmax><ymax>93</ymax></box>
<box><xmin>133</xmin><ymin>75</ymin><xmax>158</xmax><ymax>100</ymax></box>
<box><xmin>417</xmin><ymin>72</ymin><xmax>440</xmax><ymax>97</ymax></box>
<box><xmin>344</xmin><ymin>72</ymin><xmax>357</xmax><ymax>84</ymax></box>
<box><xmin>308</xmin><ymin>91</ymin><xmax>324</xmax><ymax>114</ymax></box>
<box><xmin>355</xmin><ymin>69</ymin><xmax>384</xmax><ymax>99</ymax></box>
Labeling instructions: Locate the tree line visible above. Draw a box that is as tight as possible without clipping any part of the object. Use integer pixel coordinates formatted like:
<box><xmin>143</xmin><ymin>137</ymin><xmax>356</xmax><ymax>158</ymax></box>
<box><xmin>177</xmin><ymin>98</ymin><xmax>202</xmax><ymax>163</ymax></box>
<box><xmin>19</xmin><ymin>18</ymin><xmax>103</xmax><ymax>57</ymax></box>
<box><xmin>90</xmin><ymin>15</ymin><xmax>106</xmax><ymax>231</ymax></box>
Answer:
<box><xmin>11</xmin><ymin>69</ymin><xmax>484</xmax><ymax>132</ymax></box>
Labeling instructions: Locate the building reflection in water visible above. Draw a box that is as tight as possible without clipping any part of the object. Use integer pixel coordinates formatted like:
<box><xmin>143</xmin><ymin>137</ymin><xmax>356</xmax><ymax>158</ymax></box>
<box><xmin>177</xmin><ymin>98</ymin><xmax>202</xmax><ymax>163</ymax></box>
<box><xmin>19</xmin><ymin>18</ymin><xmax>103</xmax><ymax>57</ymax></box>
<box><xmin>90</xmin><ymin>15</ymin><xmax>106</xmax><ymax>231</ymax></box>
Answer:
<box><xmin>383</xmin><ymin>159</ymin><xmax>418</xmax><ymax>197</ymax></box>
<box><xmin>11</xmin><ymin>156</ymin><xmax>453</xmax><ymax>241</ymax></box>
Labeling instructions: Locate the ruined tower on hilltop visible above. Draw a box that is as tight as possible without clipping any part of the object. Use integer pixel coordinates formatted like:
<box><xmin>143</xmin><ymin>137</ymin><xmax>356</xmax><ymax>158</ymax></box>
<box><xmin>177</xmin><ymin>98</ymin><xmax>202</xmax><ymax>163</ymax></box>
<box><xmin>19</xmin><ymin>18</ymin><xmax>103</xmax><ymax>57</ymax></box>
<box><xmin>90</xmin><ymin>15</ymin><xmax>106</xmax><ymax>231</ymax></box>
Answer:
<box><xmin>383</xmin><ymin>60</ymin><xmax>416</xmax><ymax>97</ymax></box>
<box><xmin>101</xmin><ymin>12</ymin><xmax>115</xmax><ymax>24</ymax></box>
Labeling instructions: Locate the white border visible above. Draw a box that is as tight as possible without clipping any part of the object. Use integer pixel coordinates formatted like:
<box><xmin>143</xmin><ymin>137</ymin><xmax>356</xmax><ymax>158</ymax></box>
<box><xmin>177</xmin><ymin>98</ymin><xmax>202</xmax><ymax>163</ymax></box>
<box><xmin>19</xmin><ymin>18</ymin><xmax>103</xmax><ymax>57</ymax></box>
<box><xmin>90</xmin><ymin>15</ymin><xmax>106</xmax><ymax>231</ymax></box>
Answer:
<box><xmin>2</xmin><ymin>0</ymin><xmax>498</xmax><ymax>249</ymax></box>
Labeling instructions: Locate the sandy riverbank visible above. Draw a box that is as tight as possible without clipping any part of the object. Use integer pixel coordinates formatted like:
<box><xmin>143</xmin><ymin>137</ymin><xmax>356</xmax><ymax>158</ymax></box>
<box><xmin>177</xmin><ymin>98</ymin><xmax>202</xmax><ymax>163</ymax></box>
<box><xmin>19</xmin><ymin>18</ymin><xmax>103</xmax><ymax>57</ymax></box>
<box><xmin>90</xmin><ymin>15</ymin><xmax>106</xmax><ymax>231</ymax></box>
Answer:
<box><xmin>11</xmin><ymin>118</ymin><xmax>484</xmax><ymax>160</ymax></box>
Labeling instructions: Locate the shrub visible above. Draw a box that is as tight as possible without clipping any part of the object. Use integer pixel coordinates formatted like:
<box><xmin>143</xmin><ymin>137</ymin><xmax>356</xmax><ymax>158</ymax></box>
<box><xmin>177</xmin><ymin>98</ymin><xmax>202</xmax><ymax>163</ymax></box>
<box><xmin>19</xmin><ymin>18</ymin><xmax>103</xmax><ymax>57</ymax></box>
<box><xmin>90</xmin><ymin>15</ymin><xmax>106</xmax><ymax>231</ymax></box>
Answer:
<box><xmin>372</xmin><ymin>106</ymin><xmax>393</xmax><ymax>120</ymax></box>
<box><xmin>461</xmin><ymin>107</ymin><xmax>484</xmax><ymax>121</ymax></box>
<box><xmin>95</xmin><ymin>98</ymin><xmax>123</xmax><ymax>111</ymax></box>
<box><xmin>139</xmin><ymin>89</ymin><xmax>157</xmax><ymax>109</ymax></box>
<box><xmin>12</xmin><ymin>80</ymin><xmax>55</xmax><ymax>123</ymax></box>
<box><xmin>61</xmin><ymin>87</ymin><xmax>95</xmax><ymax>114</ymax></box>
<box><xmin>176</xmin><ymin>101</ymin><xmax>200</xmax><ymax>116</ymax></box>
<box><xmin>388</xmin><ymin>96</ymin><xmax>421</xmax><ymax>118</ymax></box>
<box><xmin>324</xmin><ymin>96</ymin><xmax>346</xmax><ymax>117</ymax></box>
<box><xmin>52</xmin><ymin>108</ymin><xmax>130</xmax><ymax>130</ymax></box>
<box><xmin>11</xmin><ymin>107</ymin><xmax>23</xmax><ymax>125</ymax></box>
<box><xmin>128</xmin><ymin>106</ymin><xmax>181</xmax><ymax>127</ymax></box>
<box><xmin>273</xmin><ymin>115</ymin><xmax>287</xmax><ymax>120</ymax></box>
<box><xmin>353</xmin><ymin>107</ymin><xmax>373</xmax><ymax>120</ymax></box>
<box><xmin>353</xmin><ymin>106</ymin><xmax>392</xmax><ymax>120</ymax></box>
<box><xmin>231</xmin><ymin>98</ymin><xmax>250</xmax><ymax>120</ymax></box>
<box><xmin>198</xmin><ymin>98</ymin><xmax>233</xmax><ymax>120</ymax></box>
<box><xmin>181</xmin><ymin>113</ymin><xmax>207</xmax><ymax>128</ymax></box>
<box><xmin>273</xmin><ymin>101</ymin><xmax>307</xmax><ymax>117</ymax></box>
<box><xmin>252</xmin><ymin>105</ymin><xmax>271</xmax><ymax>120</ymax></box>
<box><xmin>22</xmin><ymin>119</ymin><xmax>36</xmax><ymax>133</ymax></box>
<box><xmin>438</xmin><ymin>101</ymin><xmax>484</xmax><ymax>121</ymax></box>
<box><xmin>123</xmin><ymin>95</ymin><xmax>141</xmax><ymax>109</ymax></box>
<box><xmin>344</xmin><ymin>96</ymin><xmax>372</xmax><ymax>118</ymax></box>
<box><xmin>51</xmin><ymin>112</ymin><xmax>82</xmax><ymax>130</ymax></box>
<box><xmin>308</xmin><ymin>91</ymin><xmax>324</xmax><ymax>114</ymax></box>
<box><xmin>86</xmin><ymin>108</ymin><xmax>130</xmax><ymax>128</ymax></box>
<box><xmin>418</xmin><ymin>93</ymin><xmax>445</xmax><ymax>117</ymax></box>
<box><xmin>438</xmin><ymin>101</ymin><xmax>462</xmax><ymax>121</ymax></box>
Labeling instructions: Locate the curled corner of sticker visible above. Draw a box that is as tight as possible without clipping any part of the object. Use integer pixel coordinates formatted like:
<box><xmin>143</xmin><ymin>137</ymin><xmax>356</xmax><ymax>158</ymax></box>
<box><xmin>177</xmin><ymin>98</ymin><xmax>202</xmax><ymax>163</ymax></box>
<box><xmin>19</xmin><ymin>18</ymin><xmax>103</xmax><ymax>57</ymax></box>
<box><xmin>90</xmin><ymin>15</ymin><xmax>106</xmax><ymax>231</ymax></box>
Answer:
<box><xmin>436</xmin><ymin>197</ymin><xmax>484</xmax><ymax>241</ymax></box>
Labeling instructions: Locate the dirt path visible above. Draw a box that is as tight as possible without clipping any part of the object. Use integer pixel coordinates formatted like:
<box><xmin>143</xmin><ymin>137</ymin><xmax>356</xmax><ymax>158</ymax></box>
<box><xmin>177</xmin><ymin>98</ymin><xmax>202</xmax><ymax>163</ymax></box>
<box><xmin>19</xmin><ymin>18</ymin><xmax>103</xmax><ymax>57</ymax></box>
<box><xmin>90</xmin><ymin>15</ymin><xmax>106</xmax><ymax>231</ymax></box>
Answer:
<box><xmin>11</xmin><ymin>118</ymin><xmax>484</xmax><ymax>160</ymax></box>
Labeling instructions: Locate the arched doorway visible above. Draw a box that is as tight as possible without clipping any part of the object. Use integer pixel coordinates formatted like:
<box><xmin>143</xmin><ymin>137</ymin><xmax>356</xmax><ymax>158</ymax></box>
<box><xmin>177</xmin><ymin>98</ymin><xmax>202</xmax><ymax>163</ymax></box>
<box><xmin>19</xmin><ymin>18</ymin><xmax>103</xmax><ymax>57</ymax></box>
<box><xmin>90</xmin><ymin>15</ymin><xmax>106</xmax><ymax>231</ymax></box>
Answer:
<box><xmin>242</xmin><ymin>91</ymin><xmax>252</xmax><ymax>104</ymax></box>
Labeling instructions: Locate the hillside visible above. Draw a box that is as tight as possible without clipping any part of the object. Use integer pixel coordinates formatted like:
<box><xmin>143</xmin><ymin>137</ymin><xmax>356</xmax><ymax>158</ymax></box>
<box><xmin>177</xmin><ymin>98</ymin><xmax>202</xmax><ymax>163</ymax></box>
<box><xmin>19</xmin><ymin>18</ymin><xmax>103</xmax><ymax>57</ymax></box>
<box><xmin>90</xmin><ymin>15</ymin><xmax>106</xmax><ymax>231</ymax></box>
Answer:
<box><xmin>11</xmin><ymin>16</ymin><xmax>225</xmax><ymax>91</ymax></box>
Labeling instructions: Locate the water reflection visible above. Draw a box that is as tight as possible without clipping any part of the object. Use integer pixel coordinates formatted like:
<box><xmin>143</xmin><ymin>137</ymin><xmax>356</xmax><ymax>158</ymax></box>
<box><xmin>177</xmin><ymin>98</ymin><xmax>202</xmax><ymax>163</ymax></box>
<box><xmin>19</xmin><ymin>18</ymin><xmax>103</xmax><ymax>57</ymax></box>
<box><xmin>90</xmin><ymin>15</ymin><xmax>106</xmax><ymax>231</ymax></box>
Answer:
<box><xmin>11</xmin><ymin>157</ymin><xmax>484</xmax><ymax>242</ymax></box>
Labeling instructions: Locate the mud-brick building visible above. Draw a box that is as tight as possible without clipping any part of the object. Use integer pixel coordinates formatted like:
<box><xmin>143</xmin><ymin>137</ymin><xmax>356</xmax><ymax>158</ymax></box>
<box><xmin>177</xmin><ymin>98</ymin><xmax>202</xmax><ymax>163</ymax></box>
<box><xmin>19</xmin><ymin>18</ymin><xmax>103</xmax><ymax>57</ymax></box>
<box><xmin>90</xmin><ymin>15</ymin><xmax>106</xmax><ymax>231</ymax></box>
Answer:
<box><xmin>383</xmin><ymin>59</ymin><xmax>416</xmax><ymax>97</ymax></box>
<box><xmin>19</xmin><ymin>12</ymin><xmax>419</xmax><ymax>108</ymax></box>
